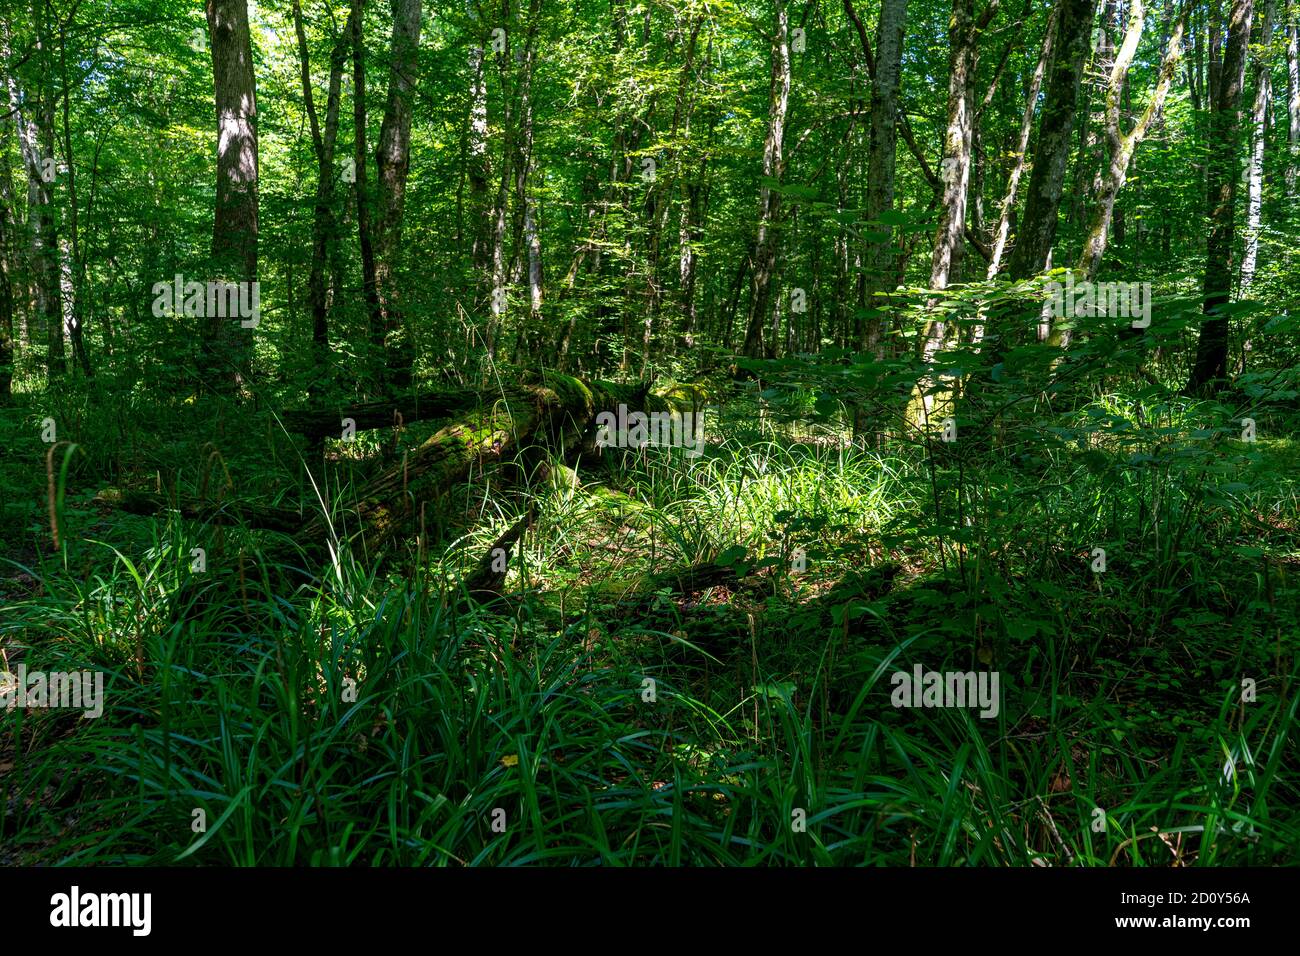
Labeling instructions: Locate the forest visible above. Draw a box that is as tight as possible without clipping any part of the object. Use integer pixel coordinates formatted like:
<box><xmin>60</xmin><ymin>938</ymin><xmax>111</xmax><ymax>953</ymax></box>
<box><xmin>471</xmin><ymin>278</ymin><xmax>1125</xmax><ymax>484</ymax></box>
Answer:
<box><xmin>0</xmin><ymin>0</ymin><xmax>1296</xmax><ymax>869</ymax></box>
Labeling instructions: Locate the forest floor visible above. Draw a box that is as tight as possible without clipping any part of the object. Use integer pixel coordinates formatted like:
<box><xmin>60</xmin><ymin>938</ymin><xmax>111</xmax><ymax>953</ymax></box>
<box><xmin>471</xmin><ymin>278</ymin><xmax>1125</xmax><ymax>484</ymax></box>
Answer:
<box><xmin>1</xmin><ymin>374</ymin><xmax>1298</xmax><ymax>865</ymax></box>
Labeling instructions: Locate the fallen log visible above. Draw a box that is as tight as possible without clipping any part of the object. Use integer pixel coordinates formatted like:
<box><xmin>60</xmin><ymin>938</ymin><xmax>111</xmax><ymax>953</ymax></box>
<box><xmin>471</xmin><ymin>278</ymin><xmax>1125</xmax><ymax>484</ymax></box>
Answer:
<box><xmin>461</xmin><ymin>506</ymin><xmax>535</xmax><ymax>606</ymax></box>
<box><xmin>94</xmin><ymin>488</ymin><xmax>306</xmax><ymax>535</ymax></box>
<box><xmin>294</xmin><ymin>373</ymin><xmax>652</xmax><ymax>557</ymax></box>
<box><xmin>277</xmin><ymin>387</ymin><xmax>479</xmax><ymax>440</ymax></box>
<box><xmin>98</xmin><ymin>373</ymin><xmax>693</xmax><ymax>562</ymax></box>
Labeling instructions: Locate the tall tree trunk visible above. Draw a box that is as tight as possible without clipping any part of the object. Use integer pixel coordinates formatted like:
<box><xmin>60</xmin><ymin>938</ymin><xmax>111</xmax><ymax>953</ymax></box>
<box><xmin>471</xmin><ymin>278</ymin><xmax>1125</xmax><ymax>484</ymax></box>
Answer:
<box><xmin>741</xmin><ymin>0</ymin><xmax>791</xmax><ymax>359</ymax></box>
<box><xmin>1072</xmin><ymin>0</ymin><xmax>1117</xmax><ymax>224</ymax></box>
<box><xmin>511</xmin><ymin>0</ymin><xmax>543</xmax><ymax>358</ymax></box>
<box><xmin>466</xmin><ymin>0</ymin><xmax>491</xmax><ymax>285</ymax></box>
<box><xmin>988</xmin><ymin>3</ymin><xmax>1058</xmax><ymax>277</ymax></box>
<box><xmin>642</xmin><ymin>15</ymin><xmax>703</xmax><ymax>373</ymax></box>
<box><xmin>1241</xmin><ymin>0</ymin><xmax>1275</xmax><ymax>293</ymax></box>
<box><xmin>1286</xmin><ymin>0</ymin><xmax>1300</xmax><ymax>196</ymax></box>
<box><xmin>918</xmin><ymin>0</ymin><xmax>990</xmax><ymax>368</ymax></box>
<box><xmin>1004</xmin><ymin>0</ymin><xmax>1097</xmax><ymax>280</ymax></box>
<box><xmin>292</xmin><ymin>0</ymin><xmax>349</xmax><ymax>391</ymax></box>
<box><xmin>1077</xmin><ymin>0</ymin><xmax>1187</xmax><ymax>282</ymax></box>
<box><xmin>846</xmin><ymin>0</ymin><xmax>907</xmax><ymax>439</ymax></box>
<box><xmin>351</xmin><ymin>0</ymin><xmax>383</xmax><ymax>381</ymax></box>
<box><xmin>860</xmin><ymin>0</ymin><xmax>906</xmax><ymax>357</ymax></box>
<box><xmin>57</xmin><ymin>20</ymin><xmax>90</xmax><ymax>376</ymax></box>
<box><xmin>205</xmin><ymin>0</ymin><xmax>259</xmax><ymax>390</ymax></box>
<box><xmin>371</xmin><ymin>0</ymin><xmax>422</xmax><ymax>389</ymax></box>
<box><xmin>6</xmin><ymin>20</ymin><xmax>63</xmax><ymax>381</ymax></box>
<box><xmin>486</xmin><ymin>2</ymin><xmax>515</xmax><ymax>365</ymax></box>
<box><xmin>1187</xmin><ymin>0</ymin><xmax>1255</xmax><ymax>393</ymax></box>
<box><xmin>0</xmin><ymin>71</ymin><xmax>13</xmax><ymax>401</ymax></box>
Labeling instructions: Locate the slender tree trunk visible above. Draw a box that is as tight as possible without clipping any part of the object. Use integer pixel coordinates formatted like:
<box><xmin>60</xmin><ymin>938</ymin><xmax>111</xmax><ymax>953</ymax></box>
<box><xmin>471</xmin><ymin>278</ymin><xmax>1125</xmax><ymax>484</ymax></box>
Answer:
<box><xmin>205</xmin><ymin>0</ymin><xmax>259</xmax><ymax>390</ymax></box>
<box><xmin>513</xmin><ymin>0</ymin><xmax>543</xmax><ymax>357</ymax></box>
<box><xmin>1285</xmin><ymin>0</ymin><xmax>1300</xmax><ymax>196</ymax></box>
<box><xmin>988</xmin><ymin>3</ymin><xmax>1058</xmax><ymax>277</ymax></box>
<box><xmin>1188</xmin><ymin>0</ymin><xmax>1255</xmax><ymax>393</ymax></box>
<box><xmin>465</xmin><ymin>1</ymin><xmax>488</xmax><ymax>282</ymax></box>
<box><xmin>1005</xmin><ymin>0</ymin><xmax>1097</xmax><ymax>280</ymax></box>
<box><xmin>371</xmin><ymin>0</ymin><xmax>422</xmax><ymax>389</ymax></box>
<box><xmin>486</xmin><ymin>4</ymin><xmax>515</xmax><ymax>365</ymax></box>
<box><xmin>741</xmin><ymin>0</ymin><xmax>791</xmax><ymax>359</ymax></box>
<box><xmin>919</xmin><ymin>0</ymin><xmax>987</xmax><ymax>370</ymax></box>
<box><xmin>845</xmin><ymin>0</ymin><xmax>907</xmax><ymax>438</ymax></box>
<box><xmin>0</xmin><ymin>74</ymin><xmax>13</xmax><ymax>401</ymax></box>
<box><xmin>1241</xmin><ymin>0</ymin><xmax>1275</xmax><ymax>293</ymax></box>
<box><xmin>1072</xmin><ymin>0</ymin><xmax>1117</xmax><ymax>224</ymax></box>
<box><xmin>57</xmin><ymin>21</ymin><xmax>90</xmax><ymax>376</ymax></box>
<box><xmin>292</xmin><ymin>0</ymin><xmax>349</xmax><ymax>389</ymax></box>
<box><xmin>351</xmin><ymin>0</ymin><xmax>384</xmax><ymax>380</ymax></box>
<box><xmin>1078</xmin><ymin>0</ymin><xmax>1187</xmax><ymax>282</ymax></box>
<box><xmin>861</xmin><ymin>0</ymin><xmax>906</xmax><ymax>357</ymax></box>
<box><xmin>6</xmin><ymin>21</ymin><xmax>63</xmax><ymax>382</ymax></box>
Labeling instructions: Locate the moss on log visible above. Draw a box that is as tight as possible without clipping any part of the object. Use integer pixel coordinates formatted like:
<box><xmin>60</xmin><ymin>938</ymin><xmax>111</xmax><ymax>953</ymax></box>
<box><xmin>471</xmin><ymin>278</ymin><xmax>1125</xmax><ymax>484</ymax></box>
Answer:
<box><xmin>295</xmin><ymin>373</ymin><xmax>652</xmax><ymax>557</ymax></box>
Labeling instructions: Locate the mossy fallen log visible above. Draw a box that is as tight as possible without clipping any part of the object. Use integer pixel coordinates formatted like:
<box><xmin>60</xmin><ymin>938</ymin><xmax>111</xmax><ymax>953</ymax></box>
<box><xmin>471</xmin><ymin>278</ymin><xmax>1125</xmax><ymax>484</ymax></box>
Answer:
<box><xmin>295</xmin><ymin>373</ymin><xmax>652</xmax><ymax>557</ymax></box>
<box><xmin>97</xmin><ymin>373</ymin><xmax>674</xmax><ymax>561</ymax></box>
<box><xmin>278</xmin><ymin>388</ymin><xmax>479</xmax><ymax>440</ymax></box>
<box><xmin>94</xmin><ymin>488</ymin><xmax>306</xmax><ymax>535</ymax></box>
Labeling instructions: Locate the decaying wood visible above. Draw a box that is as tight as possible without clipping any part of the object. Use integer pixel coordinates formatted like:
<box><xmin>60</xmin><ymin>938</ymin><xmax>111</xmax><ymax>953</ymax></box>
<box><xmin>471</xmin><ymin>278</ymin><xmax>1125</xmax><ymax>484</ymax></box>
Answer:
<box><xmin>293</xmin><ymin>374</ymin><xmax>650</xmax><ymax>556</ymax></box>
<box><xmin>94</xmin><ymin>488</ymin><xmax>305</xmax><ymax>535</ymax></box>
<box><xmin>99</xmin><ymin>373</ymin><xmax>704</xmax><ymax>563</ymax></box>
<box><xmin>278</xmin><ymin>387</ymin><xmax>478</xmax><ymax>440</ymax></box>
<box><xmin>461</xmin><ymin>506</ymin><xmax>534</xmax><ymax>605</ymax></box>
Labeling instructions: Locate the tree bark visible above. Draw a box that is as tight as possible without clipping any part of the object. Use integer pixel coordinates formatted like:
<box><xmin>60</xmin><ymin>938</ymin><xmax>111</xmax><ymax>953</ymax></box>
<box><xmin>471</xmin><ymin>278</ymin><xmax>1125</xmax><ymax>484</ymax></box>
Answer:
<box><xmin>351</xmin><ymin>0</ymin><xmax>384</xmax><ymax>384</ymax></box>
<box><xmin>1286</xmin><ymin>0</ymin><xmax>1300</xmax><ymax>196</ymax></box>
<box><xmin>5</xmin><ymin>19</ymin><xmax>64</xmax><ymax>382</ymax></box>
<box><xmin>988</xmin><ymin>3</ymin><xmax>1058</xmax><ymax>277</ymax></box>
<box><xmin>57</xmin><ymin>20</ymin><xmax>90</xmax><ymax>377</ymax></box>
<box><xmin>292</xmin><ymin>0</ymin><xmax>350</xmax><ymax>390</ymax></box>
<box><xmin>1187</xmin><ymin>0</ymin><xmax>1255</xmax><ymax>393</ymax></box>
<box><xmin>371</xmin><ymin>0</ymin><xmax>422</xmax><ymax>389</ymax></box>
<box><xmin>1241</xmin><ymin>0</ymin><xmax>1275</xmax><ymax>293</ymax></box>
<box><xmin>1077</xmin><ymin>0</ymin><xmax>1187</xmax><ymax>282</ymax></box>
<box><xmin>1005</xmin><ymin>0</ymin><xmax>1097</xmax><ymax>280</ymax></box>
<box><xmin>741</xmin><ymin>0</ymin><xmax>791</xmax><ymax>359</ymax></box>
<box><xmin>861</xmin><ymin>0</ymin><xmax>906</xmax><ymax>358</ymax></box>
<box><xmin>205</xmin><ymin>0</ymin><xmax>259</xmax><ymax>391</ymax></box>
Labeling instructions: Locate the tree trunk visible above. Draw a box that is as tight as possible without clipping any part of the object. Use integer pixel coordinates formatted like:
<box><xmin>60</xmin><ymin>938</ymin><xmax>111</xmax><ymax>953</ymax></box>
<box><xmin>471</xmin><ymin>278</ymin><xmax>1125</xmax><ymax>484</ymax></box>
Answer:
<box><xmin>371</xmin><ymin>0</ymin><xmax>422</xmax><ymax>389</ymax></box>
<box><xmin>351</xmin><ymin>0</ymin><xmax>384</xmax><ymax>384</ymax></box>
<box><xmin>466</xmin><ymin>0</ymin><xmax>491</xmax><ymax>287</ymax></box>
<box><xmin>292</xmin><ymin>0</ymin><xmax>350</xmax><ymax>391</ymax></box>
<box><xmin>988</xmin><ymin>2</ymin><xmax>1058</xmax><ymax>277</ymax></box>
<box><xmin>5</xmin><ymin>20</ymin><xmax>64</xmax><ymax>382</ymax></box>
<box><xmin>1241</xmin><ymin>0</ymin><xmax>1275</xmax><ymax>293</ymax></box>
<box><xmin>57</xmin><ymin>21</ymin><xmax>90</xmax><ymax>377</ymax></box>
<box><xmin>295</xmin><ymin>374</ymin><xmax>666</xmax><ymax>557</ymax></box>
<box><xmin>205</xmin><ymin>0</ymin><xmax>259</xmax><ymax>391</ymax></box>
<box><xmin>861</xmin><ymin>0</ymin><xmax>907</xmax><ymax>356</ymax></box>
<box><xmin>1286</xmin><ymin>0</ymin><xmax>1300</xmax><ymax>196</ymax></box>
<box><xmin>1077</xmin><ymin>0</ymin><xmax>1187</xmax><ymax>282</ymax></box>
<box><xmin>919</xmin><ymin>0</ymin><xmax>984</xmax><ymax>368</ymax></box>
<box><xmin>0</xmin><ymin>48</ymin><xmax>18</xmax><ymax>400</ymax></box>
<box><xmin>741</xmin><ymin>0</ymin><xmax>791</xmax><ymax>359</ymax></box>
<box><xmin>844</xmin><ymin>0</ymin><xmax>907</xmax><ymax>438</ymax></box>
<box><xmin>1187</xmin><ymin>0</ymin><xmax>1255</xmax><ymax>393</ymax></box>
<box><xmin>518</xmin><ymin>4</ymin><xmax>543</xmax><ymax>354</ymax></box>
<box><xmin>1005</xmin><ymin>0</ymin><xmax>1097</xmax><ymax>281</ymax></box>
